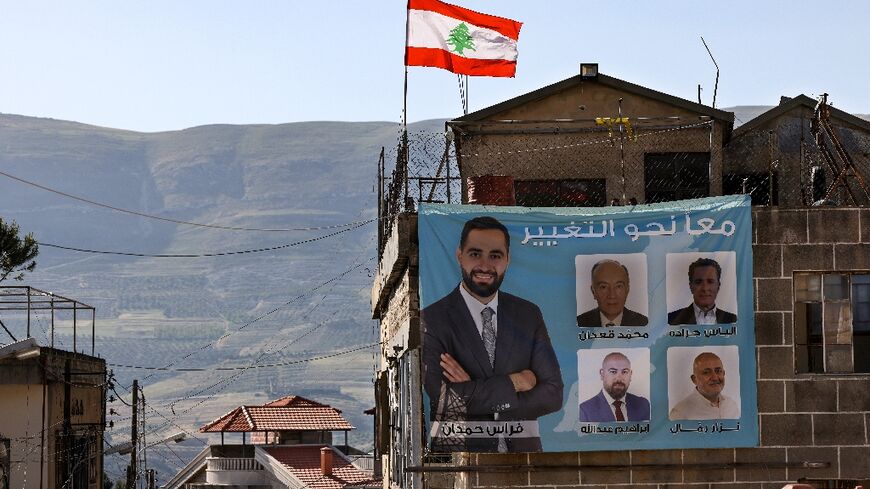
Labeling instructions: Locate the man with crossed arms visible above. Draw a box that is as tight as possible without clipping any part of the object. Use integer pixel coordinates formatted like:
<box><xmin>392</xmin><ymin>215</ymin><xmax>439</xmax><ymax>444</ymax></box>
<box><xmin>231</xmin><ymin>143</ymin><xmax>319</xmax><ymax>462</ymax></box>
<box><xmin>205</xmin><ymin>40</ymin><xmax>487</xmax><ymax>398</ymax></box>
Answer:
<box><xmin>422</xmin><ymin>216</ymin><xmax>563</xmax><ymax>452</ymax></box>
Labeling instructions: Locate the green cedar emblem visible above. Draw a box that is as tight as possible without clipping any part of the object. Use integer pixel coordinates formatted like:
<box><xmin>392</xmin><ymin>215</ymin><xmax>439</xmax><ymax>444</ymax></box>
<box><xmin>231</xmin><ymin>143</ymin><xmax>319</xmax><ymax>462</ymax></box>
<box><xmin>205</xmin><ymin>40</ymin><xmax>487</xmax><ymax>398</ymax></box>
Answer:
<box><xmin>446</xmin><ymin>23</ymin><xmax>476</xmax><ymax>55</ymax></box>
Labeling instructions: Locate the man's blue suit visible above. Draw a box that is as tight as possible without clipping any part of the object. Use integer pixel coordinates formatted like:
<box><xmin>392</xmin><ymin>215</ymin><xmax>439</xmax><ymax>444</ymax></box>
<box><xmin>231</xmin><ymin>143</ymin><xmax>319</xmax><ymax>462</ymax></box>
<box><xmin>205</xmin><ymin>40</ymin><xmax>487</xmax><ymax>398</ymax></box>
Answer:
<box><xmin>422</xmin><ymin>286</ymin><xmax>563</xmax><ymax>452</ymax></box>
<box><xmin>579</xmin><ymin>390</ymin><xmax>650</xmax><ymax>422</ymax></box>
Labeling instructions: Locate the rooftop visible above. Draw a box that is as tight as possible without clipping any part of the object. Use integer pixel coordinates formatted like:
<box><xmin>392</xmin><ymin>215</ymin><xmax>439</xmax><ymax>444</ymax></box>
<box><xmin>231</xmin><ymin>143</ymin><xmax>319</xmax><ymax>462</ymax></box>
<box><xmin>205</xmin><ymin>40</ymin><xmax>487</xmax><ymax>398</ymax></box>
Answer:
<box><xmin>263</xmin><ymin>445</ymin><xmax>379</xmax><ymax>489</ymax></box>
<box><xmin>200</xmin><ymin>395</ymin><xmax>355</xmax><ymax>433</ymax></box>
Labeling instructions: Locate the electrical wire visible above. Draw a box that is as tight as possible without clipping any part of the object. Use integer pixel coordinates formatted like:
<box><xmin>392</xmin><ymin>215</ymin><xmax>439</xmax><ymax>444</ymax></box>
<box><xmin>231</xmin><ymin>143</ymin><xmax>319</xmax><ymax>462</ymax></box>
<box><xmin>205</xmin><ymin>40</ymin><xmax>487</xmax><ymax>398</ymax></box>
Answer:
<box><xmin>0</xmin><ymin>168</ymin><xmax>381</xmax><ymax>233</ymax></box>
<box><xmin>109</xmin><ymin>342</ymin><xmax>378</xmax><ymax>371</ymax></box>
<box><xmin>130</xmin><ymin>257</ymin><xmax>374</xmax><ymax>379</ymax></box>
<box><xmin>157</xmin><ymin>244</ymin><xmax>376</xmax><ymax>416</ymax></box>
<box><xmin>37</xmin><ymin>219</ymin><xmax>372</xmax><ymax>258</ymax></box>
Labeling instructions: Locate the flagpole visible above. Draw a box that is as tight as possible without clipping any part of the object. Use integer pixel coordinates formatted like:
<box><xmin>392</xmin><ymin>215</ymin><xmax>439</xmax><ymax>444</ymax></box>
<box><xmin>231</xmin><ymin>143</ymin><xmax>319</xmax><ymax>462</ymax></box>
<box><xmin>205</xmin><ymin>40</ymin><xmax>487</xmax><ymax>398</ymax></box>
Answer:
<box><xmin>402</xmin><ymin>0</ymin><xmax>411</xmax><ymax>210</ymax></box>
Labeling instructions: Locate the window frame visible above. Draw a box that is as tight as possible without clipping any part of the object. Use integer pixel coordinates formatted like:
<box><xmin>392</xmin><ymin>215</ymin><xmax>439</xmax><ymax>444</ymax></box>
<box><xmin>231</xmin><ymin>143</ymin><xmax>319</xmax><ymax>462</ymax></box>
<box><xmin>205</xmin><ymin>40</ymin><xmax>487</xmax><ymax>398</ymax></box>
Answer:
<box><xmin>793</xmin><ymin>270</ymin><xmax>870</xmax><ymax>375</ymax></box>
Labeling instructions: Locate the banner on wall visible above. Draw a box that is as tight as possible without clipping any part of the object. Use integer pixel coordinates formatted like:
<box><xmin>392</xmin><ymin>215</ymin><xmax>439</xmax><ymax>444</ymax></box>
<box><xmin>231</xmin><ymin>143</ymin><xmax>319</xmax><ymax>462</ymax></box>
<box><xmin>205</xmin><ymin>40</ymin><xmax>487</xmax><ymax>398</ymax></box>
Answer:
<box><xmin>418</xmin><ymin>195</ymin><xmax>757</xmax><ymax>452</ymax></box>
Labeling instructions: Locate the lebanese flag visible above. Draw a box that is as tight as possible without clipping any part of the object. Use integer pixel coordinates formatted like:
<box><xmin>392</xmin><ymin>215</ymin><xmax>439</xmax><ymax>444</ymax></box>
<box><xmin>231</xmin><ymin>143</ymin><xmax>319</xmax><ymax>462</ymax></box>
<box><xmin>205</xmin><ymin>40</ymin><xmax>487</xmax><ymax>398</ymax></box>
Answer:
<box><xmin>405</xmin><ymin>0</ymin><xmax>522</xmax><ymax>78</ymax></box>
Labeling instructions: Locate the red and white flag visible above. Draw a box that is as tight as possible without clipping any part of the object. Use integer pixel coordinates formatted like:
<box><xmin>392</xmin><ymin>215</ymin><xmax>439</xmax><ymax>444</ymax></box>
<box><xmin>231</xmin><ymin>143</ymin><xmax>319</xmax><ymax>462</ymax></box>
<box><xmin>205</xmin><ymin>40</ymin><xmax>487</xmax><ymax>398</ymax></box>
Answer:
<box><xmin>405</xmin><ymin>0</ymin><xmax>522</xmax><ymax>78</ymax></box>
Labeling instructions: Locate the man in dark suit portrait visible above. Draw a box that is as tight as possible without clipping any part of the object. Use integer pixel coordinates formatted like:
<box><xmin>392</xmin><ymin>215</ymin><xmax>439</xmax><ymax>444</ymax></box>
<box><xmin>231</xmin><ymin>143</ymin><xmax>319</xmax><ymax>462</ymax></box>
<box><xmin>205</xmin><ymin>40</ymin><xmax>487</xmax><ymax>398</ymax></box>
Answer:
<box><xmin>668</xmin><ymin>258</ymin><xmax>737</xmax><ymax>325</ymax></box>
<box><xmin>422</xmin><ymin>216</ymin><xmax>563</xmax><ymax>453</ymax></box>
<box><xmin>577</xmin><ymin>259</ymin><xmax>648</xmax><ymax>326</ymax></box>
<box><xmin>579</xmin><ymin>352</ymin><xmax>650</xmax><ymax>422</ymax></box>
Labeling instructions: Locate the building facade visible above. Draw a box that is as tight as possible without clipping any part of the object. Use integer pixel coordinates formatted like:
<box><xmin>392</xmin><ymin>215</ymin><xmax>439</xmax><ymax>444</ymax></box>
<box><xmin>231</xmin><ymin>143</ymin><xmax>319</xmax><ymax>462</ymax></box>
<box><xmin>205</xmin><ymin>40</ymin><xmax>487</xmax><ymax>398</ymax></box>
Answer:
<box><xmin>372</xmin><ymin>70</ymin><xmax>870</xmax><ymax>488</ymax></box>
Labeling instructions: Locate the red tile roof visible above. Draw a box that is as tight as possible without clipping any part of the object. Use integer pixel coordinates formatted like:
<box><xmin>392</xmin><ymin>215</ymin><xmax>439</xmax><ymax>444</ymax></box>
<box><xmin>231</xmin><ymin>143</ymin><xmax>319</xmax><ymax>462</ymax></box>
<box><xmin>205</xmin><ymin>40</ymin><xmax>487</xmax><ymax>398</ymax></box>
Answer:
<box><xmin>263</xmin><ymin>445</ymin><xmax>379</xmax><ymax>489</ymax></box>
<box><xmin>200</xmin><ymin>395</ymin><xmax>354</xmax><ymax>433</ymax></box>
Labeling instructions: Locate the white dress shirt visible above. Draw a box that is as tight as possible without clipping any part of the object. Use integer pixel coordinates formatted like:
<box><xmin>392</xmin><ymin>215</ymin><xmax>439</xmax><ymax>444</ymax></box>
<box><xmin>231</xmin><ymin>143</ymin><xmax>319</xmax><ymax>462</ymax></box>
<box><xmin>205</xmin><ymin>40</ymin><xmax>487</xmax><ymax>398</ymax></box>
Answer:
<box><xmin>459</xmin><ymin>284</ymin><xmax>499</xmax><ymax>338</ymax></box>
<box><xmin>693</xmin><ymin>303</ymin><xmax>719</xmax><ymax>325</ymax></box>
<box><xmin>599</xmin><ymin>310</ymin><xmax>624</xmax><ymax>326</ymax></box>
<box><xmin>669</xmin><ymin>388</ymin><xmax>740</xmax><ymax>420</ymax></box>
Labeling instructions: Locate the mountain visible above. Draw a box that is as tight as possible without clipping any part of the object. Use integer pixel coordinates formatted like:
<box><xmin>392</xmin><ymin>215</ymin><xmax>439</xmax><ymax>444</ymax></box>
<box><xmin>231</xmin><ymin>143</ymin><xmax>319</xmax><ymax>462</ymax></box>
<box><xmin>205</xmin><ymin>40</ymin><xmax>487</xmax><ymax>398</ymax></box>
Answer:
<box><xmin>0</xmin><ymin>113</ymin><xmax>444</xmax><ymax>482</ymax></box>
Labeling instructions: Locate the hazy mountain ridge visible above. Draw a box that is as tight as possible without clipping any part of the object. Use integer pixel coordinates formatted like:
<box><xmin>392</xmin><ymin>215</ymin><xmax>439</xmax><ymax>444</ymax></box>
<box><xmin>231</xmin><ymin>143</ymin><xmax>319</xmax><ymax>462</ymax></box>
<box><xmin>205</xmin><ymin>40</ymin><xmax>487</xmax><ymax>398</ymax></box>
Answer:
<box><xmin>0</xmin><ymin>114</ymin><xmax>431</xmax><ymax>480</ymax></box>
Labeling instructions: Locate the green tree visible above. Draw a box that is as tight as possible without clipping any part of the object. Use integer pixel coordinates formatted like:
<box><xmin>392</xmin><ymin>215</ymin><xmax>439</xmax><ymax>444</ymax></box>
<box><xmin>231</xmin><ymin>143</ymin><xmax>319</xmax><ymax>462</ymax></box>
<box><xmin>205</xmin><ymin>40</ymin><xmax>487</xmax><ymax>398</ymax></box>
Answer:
<box><xmin>0</xmin><ymin>218</ymin><xmax>38</xmax><ymax>282</ymax></box>
<box><xmin>446</xmin><ymin>23</ymin><xmax>476</xmax><ymax>55</ymax></box>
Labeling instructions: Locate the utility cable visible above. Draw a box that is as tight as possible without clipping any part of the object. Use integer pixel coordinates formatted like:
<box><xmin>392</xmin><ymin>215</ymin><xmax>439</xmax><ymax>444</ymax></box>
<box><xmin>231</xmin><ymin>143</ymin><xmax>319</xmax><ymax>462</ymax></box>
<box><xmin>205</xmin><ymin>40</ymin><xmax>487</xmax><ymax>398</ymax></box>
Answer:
<box><xmin>128</xmin><ymin>257</ymin><xmax>373</xmax><ymax>379</ymax></box>
<box><xmin>143</xmin><ymin>242</ymin><xmax>371</xmax><ymax>429</ymax></box>
<box><xmin>37</xmin><ymin>219</ymin><xmax>372</xmax><ymax>258</ymax></box>
<box><xmin>109</xmin><ymin>342</ymin><xmax>379</xmax><ymax>371</ymax></box>
<box><xmin>156</xmin><ymin>244</ymin><xmax>375</xmax><ymax>415</ymax></box>
<box><xmin>0</xmin><ymin>168</ymin><xmax>380</xmax><ymax>232</ymax></box>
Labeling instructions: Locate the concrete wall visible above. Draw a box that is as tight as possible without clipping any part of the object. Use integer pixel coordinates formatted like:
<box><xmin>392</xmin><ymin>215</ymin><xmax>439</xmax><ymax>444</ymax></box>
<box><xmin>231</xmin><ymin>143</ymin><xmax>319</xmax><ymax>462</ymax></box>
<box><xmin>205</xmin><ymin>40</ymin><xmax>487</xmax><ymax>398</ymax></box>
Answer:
<box><xmin>0</xmin><ymin>384</ymin><xmax>46</xmax><ymax>489</ymax></box>
<box><xmin>0</xmin><ymin>350</ymin><xmax>105</xmax><ymax>489</ymax></box>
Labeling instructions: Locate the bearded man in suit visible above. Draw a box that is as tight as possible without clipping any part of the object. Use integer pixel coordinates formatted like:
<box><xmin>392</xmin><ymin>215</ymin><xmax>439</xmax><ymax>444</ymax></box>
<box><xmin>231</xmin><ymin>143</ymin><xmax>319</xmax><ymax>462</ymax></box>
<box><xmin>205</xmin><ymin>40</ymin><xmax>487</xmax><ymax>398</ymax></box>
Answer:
<box><xmin>422</xmin><ymin>216</ymin><xmax>563</xmax><ymax>452</ymax></box>
<box><xmin>579</xmin><ymin>352</ymin><xmax>650</xmax><ymax>422</ymax></box>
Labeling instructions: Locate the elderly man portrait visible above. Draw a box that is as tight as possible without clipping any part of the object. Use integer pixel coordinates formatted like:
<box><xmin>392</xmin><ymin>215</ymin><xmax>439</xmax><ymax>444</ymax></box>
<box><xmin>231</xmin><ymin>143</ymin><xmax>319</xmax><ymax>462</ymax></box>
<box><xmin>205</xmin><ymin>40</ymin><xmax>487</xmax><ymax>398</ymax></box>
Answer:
<box><xmin>422</xmin><ymin>216</ymin><xmax>563</xmax><ymax>452</ymax></box>
<box><xmin>579</xmin><ymin>352</ymin><xmax>650</xmax><ymax>422</ymax></box>
<box><xmin>668</xmin><ymin>257</ymin><xmax>737</xmax><ymax>325</ymax></box>
<box><xmin>577</xmin><ymin>259</ymin><xmax>648</xmax><ymax>327</ymax></box>
<box><xmin>669</xmin><ymin>352</ymin><xmax>740</xmax><ymax>420</ymax></box>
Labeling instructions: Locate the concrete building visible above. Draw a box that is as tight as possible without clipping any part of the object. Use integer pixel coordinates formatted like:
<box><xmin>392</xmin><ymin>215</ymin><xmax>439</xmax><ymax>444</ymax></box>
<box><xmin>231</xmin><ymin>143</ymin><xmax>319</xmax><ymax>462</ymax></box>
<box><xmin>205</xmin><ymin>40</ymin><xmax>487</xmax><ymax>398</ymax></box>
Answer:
<box><xmin>0</xmin><ymin>286</ymin><xmax>106</xmax><ymax>489</ymax></box>
<box><xmin>372</xmin><ymin>69</ymin><xmax>870</xmax><ymax>488</ymax></box>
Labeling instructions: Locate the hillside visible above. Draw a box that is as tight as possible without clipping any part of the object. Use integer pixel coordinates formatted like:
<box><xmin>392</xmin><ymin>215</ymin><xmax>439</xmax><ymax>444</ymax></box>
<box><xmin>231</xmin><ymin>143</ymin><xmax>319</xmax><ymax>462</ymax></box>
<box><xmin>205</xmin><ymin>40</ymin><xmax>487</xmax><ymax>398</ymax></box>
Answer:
<box><xmin>0</xmin><ymin>114</ymin><xmax>444</xmax><ymax>481</ymax></box>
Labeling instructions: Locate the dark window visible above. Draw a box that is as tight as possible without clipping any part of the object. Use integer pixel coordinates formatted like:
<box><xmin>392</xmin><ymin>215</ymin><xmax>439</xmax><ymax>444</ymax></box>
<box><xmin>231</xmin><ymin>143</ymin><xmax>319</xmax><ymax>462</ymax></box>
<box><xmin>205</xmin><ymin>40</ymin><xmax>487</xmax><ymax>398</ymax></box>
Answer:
<box><xmin>794</xmin><ymin>271</ymin><xmax>870</xmax><ymax>373</ymax></box>
<box><xmin>514</xmin><ymin>179</ymin><xmax>606</xmax><ymax>207</ymax></box>
<box><xmin>811</xmin><ymin>165</ymin><xmax>828</xmax><ymax>203</ymax></box>
<box><xmin>644</xmin><ymin>152</ymin><xmax>710</xmax><ymax>203</ymax></box>
<box><xmin>723</xmin><ymin>172</ymin><xmax>778</xmax><ymax>206</ymax></box>
<box><xmin>0</xmin><ymin>437</ymin><xmax>9</xmax><ymax>489</ymax></box>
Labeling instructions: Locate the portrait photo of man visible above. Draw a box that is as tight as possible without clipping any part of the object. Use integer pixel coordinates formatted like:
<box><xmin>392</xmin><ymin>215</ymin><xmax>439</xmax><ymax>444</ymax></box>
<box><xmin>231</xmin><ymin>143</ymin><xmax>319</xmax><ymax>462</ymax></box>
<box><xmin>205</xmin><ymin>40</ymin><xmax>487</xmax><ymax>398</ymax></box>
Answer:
<box><xmin>668</xmin><ymin>256</ymin><xmax>737</xmax><ymax>325</ymax></box>
<box><xmin>422</xmin><ymin>216</ymin><xmax>564</xmax><ymax>452</ymax></box>
<box><xmin>576</xmin><ymin>257</ymin><xmax>648</xmax><ymax>327</ymax></box>
<box><xmin>579</xmin><ymin>351</ymin><xmax>650</xmax><ymax>422</ymax></box>
<box><xmin>669</xmin><ymin>351</ymin><xmax>741</xmax><ymax>420</ymax></box>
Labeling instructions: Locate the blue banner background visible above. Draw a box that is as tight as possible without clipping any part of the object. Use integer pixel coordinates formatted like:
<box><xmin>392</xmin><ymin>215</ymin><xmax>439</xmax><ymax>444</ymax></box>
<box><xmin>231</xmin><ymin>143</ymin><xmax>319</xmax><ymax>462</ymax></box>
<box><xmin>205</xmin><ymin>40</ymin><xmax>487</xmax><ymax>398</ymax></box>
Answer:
<box><xmin>419</xmin><ymin>195</ymin><xmax>758</xmax><ymax>451</ymax></box>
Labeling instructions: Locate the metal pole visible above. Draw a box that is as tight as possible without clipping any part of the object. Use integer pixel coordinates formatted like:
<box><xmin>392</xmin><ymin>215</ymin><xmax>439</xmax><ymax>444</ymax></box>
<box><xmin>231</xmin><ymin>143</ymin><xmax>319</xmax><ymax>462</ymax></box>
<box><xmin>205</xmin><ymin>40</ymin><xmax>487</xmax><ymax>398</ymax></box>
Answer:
<box><xmin>26</xmin><ymin>287</ymin><xmax>31</xmax><ymax>338</ymax></box>
<box><xmin>618</xmin><ymin>98</ymin><xmax>626</xmax><ymax>201</ymax></box>
<box><xmin>91</xmin><ymin>309</ymin><xmax>95</xmax><ymax>356</ymax></box>
<box><xmin>50</xmin><ymin>296</ymin><xmax>55</xmax><ymax>348</ymax></box>
<box><xmin>128</xmin><ymin>380</ymin><xmax>138</xmax><ymax>489</ymax></box>
<box><xmin>402</xmin><ymin>0</ymin><xmax>411</xmax><ymax>211</ymax></box>
<box><xmin>63</xmin><ymin>360</ymin><xmax>72</xmax><ymax>486</ymax></box>
<box><xmin>768</xmin><ymin>130</ymin><xmax>775</xmax><ymax>206</ymax></box>
<box><xmin>73</xmin><ymin>303</ymin><xmax>77</xmax><ymax>353</ymax></box>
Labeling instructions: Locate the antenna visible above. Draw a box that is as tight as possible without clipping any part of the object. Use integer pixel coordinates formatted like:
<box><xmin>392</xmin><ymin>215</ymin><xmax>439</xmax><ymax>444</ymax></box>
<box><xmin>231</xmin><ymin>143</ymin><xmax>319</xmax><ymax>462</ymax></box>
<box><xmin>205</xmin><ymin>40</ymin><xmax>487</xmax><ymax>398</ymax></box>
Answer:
<box><xmin>700</xmin><ymin>36</ymin><xmax>720</xmax><ymax>108</ymax></box>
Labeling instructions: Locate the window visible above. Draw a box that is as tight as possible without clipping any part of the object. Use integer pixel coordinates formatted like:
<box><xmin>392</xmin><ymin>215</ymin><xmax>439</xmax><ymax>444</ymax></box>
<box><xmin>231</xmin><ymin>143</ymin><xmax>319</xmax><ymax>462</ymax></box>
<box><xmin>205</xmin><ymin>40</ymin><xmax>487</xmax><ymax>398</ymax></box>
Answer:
<box><xmin>644</xmin><ymin>152</ymin><xmax>710</xmax><ymax>203</ymax></box>
<box><xmin>794</xmin><ymin>271</ymin><xmax>870</xmax><ymax>373</ymax></box>
<box><xmin>723</xmin><ymin>172</ymin><xmax>778</xmax><ymax>206</ymax></box>
<box><xmin>0</xmin><ymin>437</ymin><xmax>8</xmax><ymax>489</ymax></box>
<box><xmin>514</xmin><ymin>179</ymin><xmax>606</xmax><ymax>207</ymax></box>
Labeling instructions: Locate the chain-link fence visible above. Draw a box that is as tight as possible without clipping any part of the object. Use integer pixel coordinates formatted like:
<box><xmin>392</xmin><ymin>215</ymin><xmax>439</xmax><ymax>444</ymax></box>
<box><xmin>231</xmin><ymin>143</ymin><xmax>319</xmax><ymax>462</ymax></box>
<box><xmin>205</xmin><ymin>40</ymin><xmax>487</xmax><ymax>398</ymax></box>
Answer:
<box><xmin>377</xmin><ymin>103</ymin><xmax>870</xmax><ymax>254</ymax></box>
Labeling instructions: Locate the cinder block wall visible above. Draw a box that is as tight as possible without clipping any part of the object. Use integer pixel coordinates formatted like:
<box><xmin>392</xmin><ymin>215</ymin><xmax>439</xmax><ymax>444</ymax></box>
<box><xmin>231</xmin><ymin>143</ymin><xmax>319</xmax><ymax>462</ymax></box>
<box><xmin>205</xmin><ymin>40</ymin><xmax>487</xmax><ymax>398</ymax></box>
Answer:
<box><xmin>422</xmin><ymin>207</ymin><xmax>870</xmax><ymax>489</ymax></box>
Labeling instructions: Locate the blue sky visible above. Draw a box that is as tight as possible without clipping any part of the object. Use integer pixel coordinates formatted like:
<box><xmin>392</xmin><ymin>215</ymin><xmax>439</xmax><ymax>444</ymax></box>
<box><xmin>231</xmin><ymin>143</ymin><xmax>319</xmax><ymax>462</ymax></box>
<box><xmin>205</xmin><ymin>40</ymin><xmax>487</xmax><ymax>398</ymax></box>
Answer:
<box><xmin>1</xmin><ymin>1</ymin><xmax>867</xmax><ymax>132</ymax></box>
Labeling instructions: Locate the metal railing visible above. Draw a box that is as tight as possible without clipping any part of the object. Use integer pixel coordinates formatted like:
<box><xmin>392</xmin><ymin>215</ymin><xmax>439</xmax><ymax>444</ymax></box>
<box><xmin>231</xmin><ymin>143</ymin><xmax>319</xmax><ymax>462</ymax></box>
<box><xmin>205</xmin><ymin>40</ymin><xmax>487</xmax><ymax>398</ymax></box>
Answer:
<box><xmin>0</xmin><ymin>286</ymin><xmax>96</xmax><ymax>355</ymax></box>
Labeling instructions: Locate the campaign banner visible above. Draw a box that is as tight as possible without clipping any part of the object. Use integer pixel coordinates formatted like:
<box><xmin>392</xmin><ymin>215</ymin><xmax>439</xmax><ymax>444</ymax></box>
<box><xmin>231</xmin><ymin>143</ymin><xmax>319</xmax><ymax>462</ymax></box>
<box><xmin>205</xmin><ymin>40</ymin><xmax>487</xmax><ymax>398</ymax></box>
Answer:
<box><xmin>418</xmin><ymin>195</ymin><xmax>757</xmax><ymax>452</ymax></box>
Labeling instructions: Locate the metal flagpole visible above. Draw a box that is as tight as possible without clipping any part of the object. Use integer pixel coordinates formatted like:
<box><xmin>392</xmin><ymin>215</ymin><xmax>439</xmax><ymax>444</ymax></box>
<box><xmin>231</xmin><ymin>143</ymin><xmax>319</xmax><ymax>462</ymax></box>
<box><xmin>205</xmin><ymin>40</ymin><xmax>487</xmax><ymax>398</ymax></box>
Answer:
<box><xmin>402</xmin><ymin>0</ymin><xmax>411</xmax><ymax>210</ymax></box>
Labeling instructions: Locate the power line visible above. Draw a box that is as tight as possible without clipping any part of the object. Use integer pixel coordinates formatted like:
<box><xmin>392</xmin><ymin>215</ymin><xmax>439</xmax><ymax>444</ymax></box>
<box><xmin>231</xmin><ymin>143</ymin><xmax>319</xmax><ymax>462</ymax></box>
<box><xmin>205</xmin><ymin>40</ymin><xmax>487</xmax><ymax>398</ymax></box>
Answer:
<box><xmin>0</xmin><ymin>169</ymin><xmax>380</xmax><ymax>232</ymax></box>
<box><xmin>131</xmin><ymin>257</ymin><xmax>374</xmax><ymax>379</ymax></box>
<box><xmin>109</xmin><ymin>342</ymin><xmax>378</xmax><ymax>371</ymax></box>
<box><xmin>138</xmin><ymin>247</ymin><xmax>376</xmax><ymax>435</ymax></box>
<box><xmin>37</xmin><ymin>219</ymin><xmax>372</xmax><ymax>258</ymax></box>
